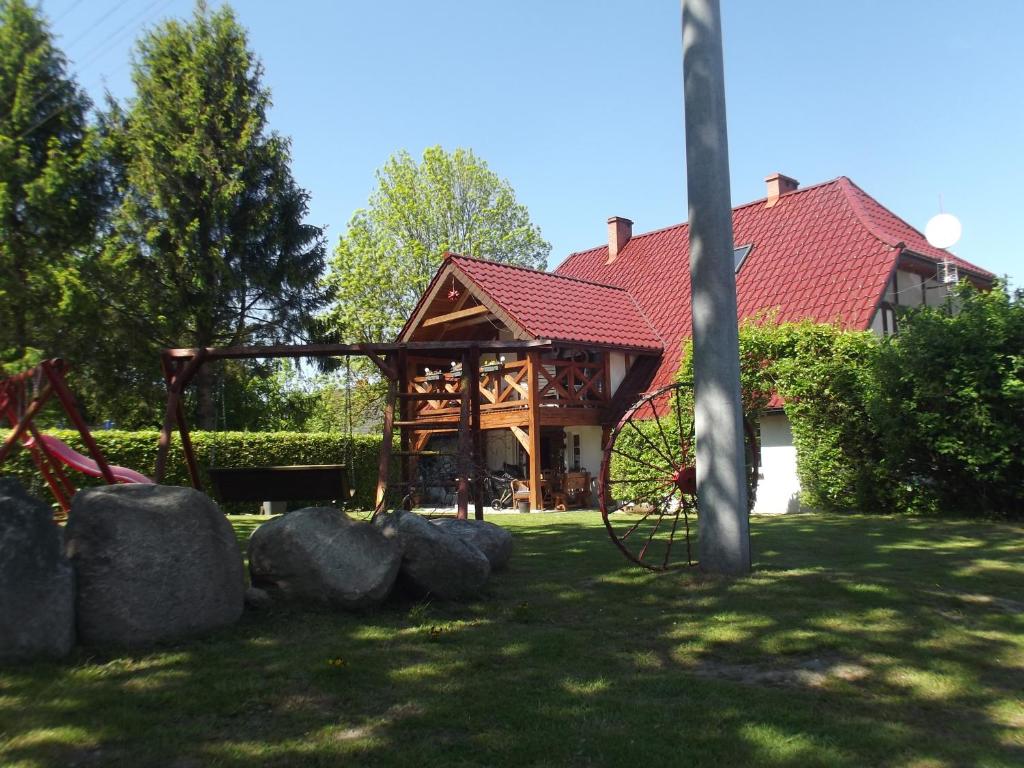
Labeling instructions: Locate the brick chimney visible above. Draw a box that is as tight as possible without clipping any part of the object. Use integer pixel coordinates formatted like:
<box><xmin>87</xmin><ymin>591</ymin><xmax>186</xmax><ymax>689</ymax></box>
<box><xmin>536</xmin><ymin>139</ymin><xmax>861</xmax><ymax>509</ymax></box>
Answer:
<box><xmin>765</xmin><ymin>173</ymin><xmax>799</xmax><ymax>208</ymax></box>
<box><xmin>606</xmin><ymin>216</ymin><xmax>633</xmax><ymax>263</ymax></box>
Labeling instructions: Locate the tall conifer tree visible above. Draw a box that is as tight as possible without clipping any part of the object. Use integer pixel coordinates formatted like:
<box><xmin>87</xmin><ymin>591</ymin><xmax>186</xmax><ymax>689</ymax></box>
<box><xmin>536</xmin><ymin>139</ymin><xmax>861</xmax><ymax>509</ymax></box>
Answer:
<box><xmin>102</xmin><ymin>3</ymin><xmax>326</xmax><ymax>427</ymax></box>
<box><xmin>0</xmin><ymin>0</ymin><xmax>104</xmax><ymax>366</ymax></box>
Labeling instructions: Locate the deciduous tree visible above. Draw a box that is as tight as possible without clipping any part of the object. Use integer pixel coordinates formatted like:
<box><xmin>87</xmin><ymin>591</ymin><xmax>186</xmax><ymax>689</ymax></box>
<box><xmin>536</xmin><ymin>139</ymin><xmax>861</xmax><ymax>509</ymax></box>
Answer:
<box><xmin>324</xmin><ymin>146</ymin><xmax>550</xmax><ymax>346</ymax></box>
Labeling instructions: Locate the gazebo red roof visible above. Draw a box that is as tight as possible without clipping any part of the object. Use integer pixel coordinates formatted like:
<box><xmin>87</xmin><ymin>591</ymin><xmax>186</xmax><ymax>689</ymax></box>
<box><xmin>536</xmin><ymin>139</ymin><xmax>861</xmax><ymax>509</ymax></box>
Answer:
<box><xmin>442</xmin><ymin>254</ymin><xmax>663</xmax><ymax>351</ymax></box>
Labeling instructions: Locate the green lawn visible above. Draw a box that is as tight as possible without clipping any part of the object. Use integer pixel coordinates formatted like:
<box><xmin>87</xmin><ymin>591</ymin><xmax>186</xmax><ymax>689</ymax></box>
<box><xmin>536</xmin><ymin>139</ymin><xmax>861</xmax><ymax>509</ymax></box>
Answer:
<box><xmin>2</xmin><ymin>512</ymin><xmax>1022</xmax><ymax>767</ymax></box>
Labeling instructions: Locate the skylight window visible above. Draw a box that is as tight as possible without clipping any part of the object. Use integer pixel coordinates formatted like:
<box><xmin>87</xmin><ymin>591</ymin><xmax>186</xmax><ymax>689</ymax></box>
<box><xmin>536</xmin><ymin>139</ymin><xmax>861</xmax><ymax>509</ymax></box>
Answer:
<box><xmin>733</xmin><ymin>243</ymin><xmax>753</xmax><ymax>273</ymax></box>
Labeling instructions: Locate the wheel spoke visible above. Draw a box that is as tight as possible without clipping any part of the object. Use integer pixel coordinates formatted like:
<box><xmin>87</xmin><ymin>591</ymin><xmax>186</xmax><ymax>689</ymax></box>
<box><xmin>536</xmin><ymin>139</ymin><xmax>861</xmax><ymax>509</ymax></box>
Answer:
<box><xmin>623</xmin><ymin>416</ymin><xmax>678</xmax><ymax>471</ymax></box>
<box><xmin>636</xmin><ymin>482</ymin><xmax>681</xmax><ymax>559</ymax></box>
<box><xmin>618</xmin><ymin>505</ymin><xmax>656</xmax><ymax>541</ymax></box>
<box><xmin>606</xmin><ymin>476</ymin><xmax>673</xmax><ymax>485</ymax></box>
<box><xmin>609</xmin><ymin>446</ymin><xmax>674</xmax><ymax>476</ymax></box>
<box><xmin>648</xmin><ymin>396</ymin><xmax>677</xmax><ymax>468</ymax></box>
<box><xmin>663</xmin><ymin>491</ymin><xmax>683</xmax><ymax>568</ymax></box>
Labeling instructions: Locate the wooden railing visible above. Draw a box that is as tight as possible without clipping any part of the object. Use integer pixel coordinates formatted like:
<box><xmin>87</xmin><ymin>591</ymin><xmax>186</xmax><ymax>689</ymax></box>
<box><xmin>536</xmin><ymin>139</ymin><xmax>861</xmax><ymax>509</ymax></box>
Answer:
<box><xmin>536</xmin><ymin>359</ymin><xmax>608</xmax><ymax>407</ymax></box>
<box><xmin>407</xmin><ymin>355</ymin><xmax>608</xmax><ymax>421</ymax></box>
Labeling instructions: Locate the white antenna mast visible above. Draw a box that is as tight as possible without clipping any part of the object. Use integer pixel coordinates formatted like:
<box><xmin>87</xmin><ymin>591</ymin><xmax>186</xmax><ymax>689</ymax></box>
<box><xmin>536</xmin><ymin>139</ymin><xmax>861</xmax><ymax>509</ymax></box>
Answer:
<box><xmin>925</xmin><ymin>195</ymin><xmax>962</xmax><ymax>285</ymax></box>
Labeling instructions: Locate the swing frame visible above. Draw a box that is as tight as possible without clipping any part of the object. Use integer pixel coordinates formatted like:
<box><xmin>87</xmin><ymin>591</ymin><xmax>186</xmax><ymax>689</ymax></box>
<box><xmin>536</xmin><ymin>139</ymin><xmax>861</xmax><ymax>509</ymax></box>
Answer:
<box><xmin>0</xmin><ymin>359</ymin><xmax>124</xmax><ymax>512</ymax></box>
<box><xmin>158</xmin><ymin>340</ymin><xmax>553</xmax><ymax>519</ymax></box>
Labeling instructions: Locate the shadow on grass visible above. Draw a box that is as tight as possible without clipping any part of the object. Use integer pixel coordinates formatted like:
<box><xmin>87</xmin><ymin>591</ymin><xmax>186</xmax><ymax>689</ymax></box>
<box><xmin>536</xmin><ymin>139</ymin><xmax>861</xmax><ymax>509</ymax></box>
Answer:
<box><xmin>1</xmin><ymin>512</ymin><xmax>1022</xmax><ymax>767</ymax></box>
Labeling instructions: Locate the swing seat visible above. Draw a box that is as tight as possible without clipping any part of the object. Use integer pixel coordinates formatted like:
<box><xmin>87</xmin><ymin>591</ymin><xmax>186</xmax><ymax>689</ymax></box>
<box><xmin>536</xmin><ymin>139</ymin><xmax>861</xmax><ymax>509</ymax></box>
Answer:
<box><xmin>207</xmin><ymin>464</ymin><xmax>349</xmax><ymax>503</ymax></box>
<box><xmin>26</xmin><ymin>434</ymin><xmax>154</xmax><ymax>485</ymax></box>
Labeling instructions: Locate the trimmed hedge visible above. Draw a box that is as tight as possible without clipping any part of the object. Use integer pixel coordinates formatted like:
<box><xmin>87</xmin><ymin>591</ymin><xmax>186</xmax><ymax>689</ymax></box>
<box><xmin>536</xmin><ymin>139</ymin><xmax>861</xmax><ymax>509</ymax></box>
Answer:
<box><xmin>1</xmin><ymin>430</ymin><xmax>384</xmax><ymax>513</ymax></box>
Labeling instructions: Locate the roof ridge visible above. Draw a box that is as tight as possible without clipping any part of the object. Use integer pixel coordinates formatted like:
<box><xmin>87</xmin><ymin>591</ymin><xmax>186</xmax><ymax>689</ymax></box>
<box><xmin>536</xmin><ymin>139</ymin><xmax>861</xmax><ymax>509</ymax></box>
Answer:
<box><xmin>624</xmin><ymin>291</ymin><xmax>667</xmax><ymax>348</ymax></box>
<box><xmin>554</xmin><ymin>176</ymin><xmax>850</xmax><ymax>272</ymax></box>
<box><xmin>837</xmin><ymin>176</ymin><xmax>905</xmax><ymax>251</ymax></box>
<box><xmin>836</xmin><ymin>178</ymin><xmax>991</xmax><ymax>278</ymax></box>
<box><xmin>450</xmin><ymin>252</ymin><xmax>632</xmax><ymax>291</ymax></box>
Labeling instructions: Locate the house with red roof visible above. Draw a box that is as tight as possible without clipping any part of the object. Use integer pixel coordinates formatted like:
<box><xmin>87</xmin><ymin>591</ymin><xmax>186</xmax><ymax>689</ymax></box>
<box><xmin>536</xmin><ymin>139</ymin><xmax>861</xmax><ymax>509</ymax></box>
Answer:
<box><xmin>396</xmin><ymin>174</ymin><xmax>993</xmax><ymax>513</ymax></box>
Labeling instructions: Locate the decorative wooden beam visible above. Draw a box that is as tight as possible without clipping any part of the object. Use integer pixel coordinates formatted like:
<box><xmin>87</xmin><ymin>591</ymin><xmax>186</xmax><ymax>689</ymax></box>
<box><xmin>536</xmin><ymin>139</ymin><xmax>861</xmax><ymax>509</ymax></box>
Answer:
<box><xmin>510</xmin><ymin>426</ymin><xmax>531</xmax><ymax>454</ymax></box>
<box><xmin>443</xmin><ymin>313</ymin><xmax>497</xmax><ymax>331</ymax></box>
<box><xmin>421</xmin><ymin>304</ymin><xmax>490</xmax><ymax>328</ymax></box>
<box><xmin>365</xmin><ymin>350</ymin><xmax>397</xmax><ymax>381</ymax></box>
<box><xmin>164</xmin><ymin>339</ymin><xmax>554</xmax><ymax>361</ymax></box>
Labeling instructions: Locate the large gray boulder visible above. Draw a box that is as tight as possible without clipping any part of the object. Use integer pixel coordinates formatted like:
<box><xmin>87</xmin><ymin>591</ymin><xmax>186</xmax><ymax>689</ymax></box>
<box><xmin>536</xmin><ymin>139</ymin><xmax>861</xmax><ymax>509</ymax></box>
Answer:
<box><xmin>65</xmin><ymin>484</ymin><xmax>244</xmax><ymax>648</ymax></box>
<box><xmin>430</xmin><ymin>518</ymin><xmax>513</xmax><ymax>571</ymax></box>
<box><xmin>377</xmin><ymin>510</ymin><xmax>490</xmax><ymax>600</ymax></box>
<box><xmin>0</xmin><ymin>477</ymin><xmax>74</xmax><ymax>660</ymax></box>
<box><xmin>248</xmin><ymin>507</ymin><xmax>400</xmax><ymax>610</ymax></box>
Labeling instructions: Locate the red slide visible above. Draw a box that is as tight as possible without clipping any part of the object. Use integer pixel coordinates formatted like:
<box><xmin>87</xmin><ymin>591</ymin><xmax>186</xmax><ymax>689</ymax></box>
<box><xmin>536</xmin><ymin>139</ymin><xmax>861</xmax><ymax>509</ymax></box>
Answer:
<box><xmin>29</xmin><ymin>434</ymin><xmax>154</xmax><ymax>485</ymax></box>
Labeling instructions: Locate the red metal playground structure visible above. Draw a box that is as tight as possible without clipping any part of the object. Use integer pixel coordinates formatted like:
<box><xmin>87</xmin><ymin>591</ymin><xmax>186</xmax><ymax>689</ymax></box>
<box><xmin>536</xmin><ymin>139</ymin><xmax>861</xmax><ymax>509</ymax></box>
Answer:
<box><xmin>0</xmin><ymin>359</ymin><xmax>153</xmax><ymax>513</ymax></box>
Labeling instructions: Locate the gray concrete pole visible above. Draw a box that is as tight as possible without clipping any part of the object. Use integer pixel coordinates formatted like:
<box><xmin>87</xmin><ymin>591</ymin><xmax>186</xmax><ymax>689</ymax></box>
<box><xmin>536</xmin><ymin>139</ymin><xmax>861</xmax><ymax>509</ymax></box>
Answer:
<box><xmin>681</xmin><ymin>0</ymin><xmax>751</xmax><ymax>574</ymax></box>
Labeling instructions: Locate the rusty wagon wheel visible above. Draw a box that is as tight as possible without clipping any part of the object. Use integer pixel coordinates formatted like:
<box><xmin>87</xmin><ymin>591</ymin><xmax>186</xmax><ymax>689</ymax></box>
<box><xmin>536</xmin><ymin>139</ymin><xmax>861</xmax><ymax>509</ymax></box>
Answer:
<box><xmin>599</xmin><ymin>382</ymin><xmax>759</xmax><ymax>571</ymax></box>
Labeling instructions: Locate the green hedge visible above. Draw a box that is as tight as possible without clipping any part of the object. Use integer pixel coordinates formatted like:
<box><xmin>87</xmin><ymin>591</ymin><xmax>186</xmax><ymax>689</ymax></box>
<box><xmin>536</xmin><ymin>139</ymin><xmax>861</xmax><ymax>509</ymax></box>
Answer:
<box><xmin>1</xmin><ymin>430</ymin><xmax>384</xmax><ymax>513</ymax></box>
<box><xmin>672</xmin><ymin>286</ymin><xmax>1023</xmax><ymax>519</ymax></box>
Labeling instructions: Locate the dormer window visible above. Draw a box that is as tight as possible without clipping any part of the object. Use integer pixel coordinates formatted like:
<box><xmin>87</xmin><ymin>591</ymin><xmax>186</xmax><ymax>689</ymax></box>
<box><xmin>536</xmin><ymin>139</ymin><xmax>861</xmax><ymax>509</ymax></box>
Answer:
<box><xmin>734</xmin><ymin>243</ymin><xmax>753</xmax><ymax>273</ymax></box>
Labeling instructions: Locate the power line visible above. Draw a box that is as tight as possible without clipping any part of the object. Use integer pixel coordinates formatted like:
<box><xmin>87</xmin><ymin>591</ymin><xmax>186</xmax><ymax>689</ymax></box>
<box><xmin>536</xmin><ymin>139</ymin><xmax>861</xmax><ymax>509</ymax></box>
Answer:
<box><xmin>74</xmin><ymin>0</ymin><xmax>172</xmax><ymax>77</ymax></box>
<box><xmin>51</xmin><ymin>0</ymin><xmax>85</xmax><ymax>25</ymax></box>
<box><xmin>10</xmin><ymin>0</ymin><xmax>177</xmax><ymax>143</ymax></box>
<box><xmin>61</xmin><ymin>0</ymin><xmax>132</xmax><ymax>53</ymax></box>
<box><xmin>2</xmin><ymin>0</ymin><xmax>133</xmax><ymax>126</ymax></box>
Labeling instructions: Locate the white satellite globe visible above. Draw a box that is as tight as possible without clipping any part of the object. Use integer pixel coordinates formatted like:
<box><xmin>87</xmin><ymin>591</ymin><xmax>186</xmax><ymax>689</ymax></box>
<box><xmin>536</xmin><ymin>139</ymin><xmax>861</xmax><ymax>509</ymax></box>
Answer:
<box><xmin>925</xmin><ymin>212</ymin><xmax>962</xmax><ymax>249</ymax></box>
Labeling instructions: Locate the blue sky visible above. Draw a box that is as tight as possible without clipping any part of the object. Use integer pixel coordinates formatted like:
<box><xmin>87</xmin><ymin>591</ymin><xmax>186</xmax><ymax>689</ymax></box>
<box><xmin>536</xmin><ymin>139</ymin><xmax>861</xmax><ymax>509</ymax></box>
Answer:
<box><xmin>44</xmin><ymin>0</ymin><xmax>1023</xmax><ymax>285</ymax></box>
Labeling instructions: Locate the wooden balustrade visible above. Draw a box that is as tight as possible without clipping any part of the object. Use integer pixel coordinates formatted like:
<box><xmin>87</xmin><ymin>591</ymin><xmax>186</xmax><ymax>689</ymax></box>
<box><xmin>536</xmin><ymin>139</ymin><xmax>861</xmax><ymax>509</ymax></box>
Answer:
<box><xmin>406</xmin><ymin>354</ymin><xmax>608</xmax><ymax>422</ymax></box>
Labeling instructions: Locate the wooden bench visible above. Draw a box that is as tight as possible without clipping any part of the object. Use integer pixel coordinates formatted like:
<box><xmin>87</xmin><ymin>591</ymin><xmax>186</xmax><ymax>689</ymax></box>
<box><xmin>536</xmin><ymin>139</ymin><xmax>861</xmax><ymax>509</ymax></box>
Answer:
<box><xmin>207</xmin><ymin>465</ymin><xmax>350</xmax><ymax>513</ymax></box>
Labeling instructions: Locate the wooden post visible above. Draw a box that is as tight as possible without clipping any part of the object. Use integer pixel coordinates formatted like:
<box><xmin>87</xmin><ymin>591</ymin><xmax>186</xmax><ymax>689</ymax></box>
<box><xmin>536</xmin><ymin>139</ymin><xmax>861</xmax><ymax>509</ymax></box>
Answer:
<box><xmin>397</xmin><ymin>350</ymin><xmax>411</xmax><ymax>510</ymax></box>
<box><xmin>527</xmin><ymin>351</ymin><xmax>542</xmax><ymax>511</ymax></box>
<box><xmin>174</xmin><ymin>398</ymin><xmax>201</xmax><ymax>489</ymax></box>
<box><xmin>155</xmin><ymin>350</ymin><xmax>206</xmax><ymax>483</ymax></box>
<box><xmin>375</xmin><ymin>356</ymin><xmax>398</xmax><ymax>512</ymax></box>
<box><xmin>468</xmin><ymin>345</ymin><xmax>484</xmax><ymax>520</ymax></box>
<box><xmin>456</xmin><ymin>348</ymin><xmax>472</xmax><ymax>519</ymax></box>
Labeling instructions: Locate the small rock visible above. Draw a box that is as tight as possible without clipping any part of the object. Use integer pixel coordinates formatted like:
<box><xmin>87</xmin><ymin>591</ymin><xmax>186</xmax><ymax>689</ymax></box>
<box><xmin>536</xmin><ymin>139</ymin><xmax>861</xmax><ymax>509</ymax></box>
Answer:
<box><xmin>249</xmin><ymin>507</ymin><xmax>401</xmax><ymax>610</ymax></box>
<box><xmin>0</xmin><ymin>477</ymin><xmax>74</xmax><ymax>660</ymax></box>
<box><xmin>377</xmin><ymin>510</ymin><xmax>490</xmax><ymax>600</ymax></box>
<box><xmin>430</xmin><ymin>518</ymin><xmax>513</xmax><ymax>571</ymax></box>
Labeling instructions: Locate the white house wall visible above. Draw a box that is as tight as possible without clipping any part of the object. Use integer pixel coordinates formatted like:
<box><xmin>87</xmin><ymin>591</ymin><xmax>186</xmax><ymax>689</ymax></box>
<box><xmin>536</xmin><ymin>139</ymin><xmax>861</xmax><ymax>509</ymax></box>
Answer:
<box><xmin>485</xmin><ymin>429</ymin><xmax>519</xmax><ymax>472</ymax></box>
<box><xmin>752</xmin><ymin>413</ymin><xmax>801</xmax><ymax>515</ymax></box>
<box><xmin>872</xmin><ymin>268</ymin><xmax>952</xmax><ymax>332</ymax></box>
<box><xmin>563</xmin><ymin>425</ymin><xmax>604</xmax><ymax>478</ymax></box>
<box><xmin>609</xmin><ymin>352</ymin><xmax>627</xmax><ymax>394</ymax></box>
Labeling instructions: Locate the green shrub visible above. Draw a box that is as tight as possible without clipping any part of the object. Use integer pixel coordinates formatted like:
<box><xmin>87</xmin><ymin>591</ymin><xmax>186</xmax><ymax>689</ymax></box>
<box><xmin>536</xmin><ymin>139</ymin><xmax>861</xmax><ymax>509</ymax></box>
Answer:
<box><xmin>870</xmin><ymin>282</ymin><xmax>1024</xmax><ymax>518</ymax></box>
<box><xmin>769</xmin><ymin>324</ymin><xmax>888</xmax><ymax>513</ymax></box>
<box><xmin>674</xmin><ymin>291</ymin><xmax>1023</xmax><ymax>519</ymax></box>
<box><xmin>0</xmin><ymin>430</ymin><xmax>383</xmax><ymax>512</ymax></box>
<box><xmin>677</xmin><ymin>319</ymin><xmax>883</xmax><ymax>514</ymax></box>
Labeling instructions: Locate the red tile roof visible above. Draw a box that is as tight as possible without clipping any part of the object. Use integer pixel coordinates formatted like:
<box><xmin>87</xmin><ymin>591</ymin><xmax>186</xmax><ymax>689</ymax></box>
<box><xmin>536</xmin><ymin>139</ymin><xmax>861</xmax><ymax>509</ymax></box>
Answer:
<box><xmin>445</xmin><ymin>254</ymin><xmax>663</xmax><ymax>351</ymax></box>
<box><xmin>555</xmin><ymin>177</ymin><xmax>993</xmax><ymax>390</ymax></box>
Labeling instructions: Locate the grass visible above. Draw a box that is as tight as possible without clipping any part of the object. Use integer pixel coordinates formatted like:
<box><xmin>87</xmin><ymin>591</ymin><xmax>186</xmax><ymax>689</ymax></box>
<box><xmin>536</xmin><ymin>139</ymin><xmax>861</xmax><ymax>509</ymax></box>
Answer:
<box><xmin>1</xmin><ymin>511</ymin><xmax>1022</xmax><ymax>767</ymax></box>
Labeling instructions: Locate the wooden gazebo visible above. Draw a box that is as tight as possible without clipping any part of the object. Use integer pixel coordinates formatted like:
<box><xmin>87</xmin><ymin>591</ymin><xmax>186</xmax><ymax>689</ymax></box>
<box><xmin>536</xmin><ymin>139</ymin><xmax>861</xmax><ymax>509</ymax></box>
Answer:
<box><xmin>156</xmin><ymin>339</ymin><xmax>555</xmax><ymax>519</ymax></box>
